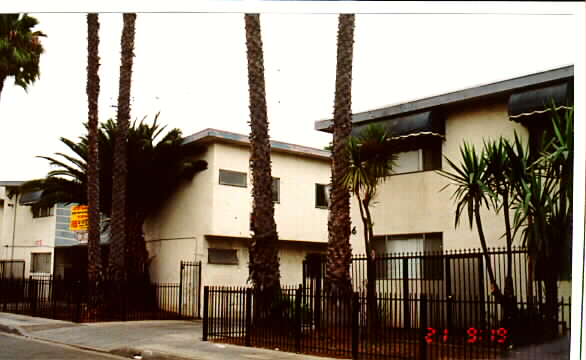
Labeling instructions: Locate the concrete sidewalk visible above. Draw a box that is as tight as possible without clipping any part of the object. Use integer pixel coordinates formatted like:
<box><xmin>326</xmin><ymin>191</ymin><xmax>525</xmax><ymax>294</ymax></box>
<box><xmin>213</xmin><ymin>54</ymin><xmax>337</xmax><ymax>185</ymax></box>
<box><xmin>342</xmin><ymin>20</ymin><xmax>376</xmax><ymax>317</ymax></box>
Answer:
<box><xmin>0</xmin><ymin>312</ymin><xmax>332</xmax><ymax>360</ymax></box>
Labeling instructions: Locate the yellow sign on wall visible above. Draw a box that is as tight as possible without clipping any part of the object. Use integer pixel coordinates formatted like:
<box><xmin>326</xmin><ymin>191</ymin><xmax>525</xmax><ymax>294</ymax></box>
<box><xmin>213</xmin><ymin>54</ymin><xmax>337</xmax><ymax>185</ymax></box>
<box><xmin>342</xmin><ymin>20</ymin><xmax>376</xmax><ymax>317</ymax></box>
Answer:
<box><xmin>70</xmin><ymin>205</ymin><xmax>89</xmax><ymax>231</ymax></box>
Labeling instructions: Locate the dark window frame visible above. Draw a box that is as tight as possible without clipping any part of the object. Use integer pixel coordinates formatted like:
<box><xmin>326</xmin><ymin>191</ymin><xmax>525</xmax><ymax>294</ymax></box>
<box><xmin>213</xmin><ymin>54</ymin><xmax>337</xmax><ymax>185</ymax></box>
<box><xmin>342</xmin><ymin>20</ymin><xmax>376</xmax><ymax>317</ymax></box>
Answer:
<box><xmin>272</xmin><ymin>177</ymin><xmax>280</xmax><ymax>203</ymax></box>
<box><xmin>30</xmin><ymin>253</ymin><xmax>51</xmax><ymax>273</ymax></box>
<box><xmin>219</xmin><ymin>169</ymin><xmax>247</xmax><ymax>188</ymax></box>
<box><xmin>315</xmin><ymin>183</ymin><xmax>330</xmax><ymax>209</ymax></box>
<box><xmin>32</xmin><ymin>206</ymin><xmax>54</xmax><ymax>218</ymax></box>
<box><xmin>374</xmin><ymin>232</ymin><xmax>443</xmax><ymax>281</ymax></box>
<box><xmin>208</xmin><ymin>248</ymin><xmax>239</xmax><ymax>265</ymax></box>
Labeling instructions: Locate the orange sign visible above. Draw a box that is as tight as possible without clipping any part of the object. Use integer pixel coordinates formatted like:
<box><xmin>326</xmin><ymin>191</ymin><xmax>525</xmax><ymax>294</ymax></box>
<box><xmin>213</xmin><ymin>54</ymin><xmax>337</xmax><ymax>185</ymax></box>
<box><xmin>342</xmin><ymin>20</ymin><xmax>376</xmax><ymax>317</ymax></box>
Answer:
<box><xmin>70</xmin><ymin>205</ymin><xmax>88</xmax><ymax>231</ymax></box>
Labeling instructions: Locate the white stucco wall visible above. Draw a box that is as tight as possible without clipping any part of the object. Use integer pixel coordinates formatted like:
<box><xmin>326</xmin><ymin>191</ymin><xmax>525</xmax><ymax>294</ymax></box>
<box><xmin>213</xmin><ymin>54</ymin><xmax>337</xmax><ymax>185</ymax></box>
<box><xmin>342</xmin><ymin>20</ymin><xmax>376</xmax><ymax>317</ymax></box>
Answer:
<box><xmin>349</xmin><ymin>101</ymin><xmax>529</xmax><ymax>255</ymax></box>
<box><xmin>0</xmin><ymin>188</ymin><xmax>56</xmax><ymax>277</ymax></box>
<box><xmin>145</xmin><ymin>142</ymin><xmax>331</xmax><ymax>285</ymax></box>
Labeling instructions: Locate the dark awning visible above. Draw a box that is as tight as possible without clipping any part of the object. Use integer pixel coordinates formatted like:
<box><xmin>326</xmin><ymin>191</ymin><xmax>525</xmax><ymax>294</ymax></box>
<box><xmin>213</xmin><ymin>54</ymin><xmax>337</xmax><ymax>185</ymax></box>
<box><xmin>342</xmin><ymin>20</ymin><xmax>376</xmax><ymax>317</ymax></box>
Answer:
<box><xmin>19</xmin><ymin>190</ymin><xmax>43</xmax><ymax>205</ymax></box>
<box><xmin>508</xmin><ymin>81</ymin><xmax>573</xmax><ymax>122</ymax></box>
<box><xmin>351</xmin><ymin>111</ymin><xmax>444</xmax><ymax>139</ymax></box>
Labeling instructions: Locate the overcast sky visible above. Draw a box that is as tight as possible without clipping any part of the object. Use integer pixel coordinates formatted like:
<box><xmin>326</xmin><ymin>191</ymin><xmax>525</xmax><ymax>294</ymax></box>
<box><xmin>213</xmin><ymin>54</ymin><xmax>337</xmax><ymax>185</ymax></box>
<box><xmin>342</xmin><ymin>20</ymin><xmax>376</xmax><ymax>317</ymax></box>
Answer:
<box><xmin>0</xmin><ymin>3</ymin><xmax>582</xmax><ymax>181</ymax></box>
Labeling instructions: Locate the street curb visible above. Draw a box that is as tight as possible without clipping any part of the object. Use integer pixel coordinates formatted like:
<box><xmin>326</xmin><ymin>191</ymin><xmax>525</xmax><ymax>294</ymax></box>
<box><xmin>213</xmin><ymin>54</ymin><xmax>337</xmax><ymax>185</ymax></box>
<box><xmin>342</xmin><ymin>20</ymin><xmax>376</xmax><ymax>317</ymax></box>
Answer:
<box><xmin>111</xmin><ymin>347</ymin><xmax>198</xmax><ymax>360</ymax></box>
<box><xmin>0</xmin><ymin>323</ymin><xmax>26</xmax><ymax>336</ymax></box>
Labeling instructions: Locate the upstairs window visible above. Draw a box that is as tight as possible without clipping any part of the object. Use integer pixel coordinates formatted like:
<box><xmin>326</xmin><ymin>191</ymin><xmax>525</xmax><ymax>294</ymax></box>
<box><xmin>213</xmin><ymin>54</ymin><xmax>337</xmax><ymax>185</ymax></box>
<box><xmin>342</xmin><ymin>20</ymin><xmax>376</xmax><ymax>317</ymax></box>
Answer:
<box><xmin>391</xmin><ymin>145</ymin><xmax>442</xmax><ymax>175</ymax></box>
<box><xmin>315</xmin><ymin>183</ymin><xmax>330</xmax><ymax>208</ymax></box>
<box><xmin>272</xmin><ymin>177</ymin><xmax>280</xmax><ymax>203</ymax></box>
<box><xmin>219</xmin><ymin>169</ymin><xmax>247</xmax><ymax>188</ymax></box>
<box><xmin>32</xmin><ymin>206</ymin><xmax>54</xmax><ymax>218</ymax></box>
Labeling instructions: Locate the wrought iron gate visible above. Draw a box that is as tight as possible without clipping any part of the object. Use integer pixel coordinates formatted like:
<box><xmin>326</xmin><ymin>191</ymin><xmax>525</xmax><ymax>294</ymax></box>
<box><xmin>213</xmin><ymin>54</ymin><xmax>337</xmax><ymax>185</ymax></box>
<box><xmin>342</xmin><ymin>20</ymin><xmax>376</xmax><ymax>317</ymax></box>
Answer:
<box><xmin>179</xmin><ymin>261</ymin><xmax>202</xmax><ymax>319</ymax></box>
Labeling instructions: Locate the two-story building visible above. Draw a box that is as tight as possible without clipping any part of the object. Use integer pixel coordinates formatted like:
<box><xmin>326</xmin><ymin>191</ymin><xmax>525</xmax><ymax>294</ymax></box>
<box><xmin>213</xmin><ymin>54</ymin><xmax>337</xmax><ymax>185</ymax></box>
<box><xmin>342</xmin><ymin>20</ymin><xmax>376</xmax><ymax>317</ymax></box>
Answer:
<box><xmin>0</xmin><ymin>184</ymin><xmax>107</xmax><ymax>280</ymax></box>
<box><xmin>144</xmin><ymin>129</ymin><xmax>332</xmax><ymax>287</ymax></box>
<box><xmin>314</xmin><ymin>65</ymin><xmax>573</xmax><ymax>302</ymax></box>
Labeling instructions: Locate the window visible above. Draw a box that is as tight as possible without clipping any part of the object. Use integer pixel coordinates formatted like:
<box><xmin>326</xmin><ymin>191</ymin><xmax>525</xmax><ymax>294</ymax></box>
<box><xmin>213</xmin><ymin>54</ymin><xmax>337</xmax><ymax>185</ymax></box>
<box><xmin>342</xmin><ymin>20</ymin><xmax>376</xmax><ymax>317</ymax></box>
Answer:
<box><xmin>208</xmin><ymin>248</ymin><xmax>239</xmax><ymax>265</ymax></box>
<box><xmin>391</xmin><ymin>143</ymin><xmax>442</xmax><ymax>175</ymax></box>
<box><xmin>374</xmin><ymin>233</ymin><xmax>443</xmax><ymax>280</ymax></box>
<box><xmin>272</xmin><ymin>177</ymin><xmax>280</xmax><ymax>203</ymax></box>
<box><xmin>32</xmin><ymin>206</ymin><xmax>54</xmax><ymax>218</ymax></box>
<box><xmin>315</xmin><ymin>184</ymin><xmax>330</xmax><ymax>208</ymax></box>
<box><xmin>219</xmin><ymin>169</ymin><xmax>247</xmax><ymax>187</ymax></box>
<box><xmin>31</xmin><ymin>253</ymin><xmax>51</xmax><ymax>273</ymax></box>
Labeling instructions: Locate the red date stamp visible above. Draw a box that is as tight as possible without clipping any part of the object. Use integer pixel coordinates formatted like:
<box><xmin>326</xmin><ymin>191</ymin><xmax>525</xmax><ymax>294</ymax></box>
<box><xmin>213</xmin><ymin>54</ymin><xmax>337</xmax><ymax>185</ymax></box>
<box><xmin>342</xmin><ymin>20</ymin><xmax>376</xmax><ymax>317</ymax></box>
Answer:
<box><xmin>425</xmin><ymin>327</ymin><xmax>508</xmax><ymax>343</ymax></box>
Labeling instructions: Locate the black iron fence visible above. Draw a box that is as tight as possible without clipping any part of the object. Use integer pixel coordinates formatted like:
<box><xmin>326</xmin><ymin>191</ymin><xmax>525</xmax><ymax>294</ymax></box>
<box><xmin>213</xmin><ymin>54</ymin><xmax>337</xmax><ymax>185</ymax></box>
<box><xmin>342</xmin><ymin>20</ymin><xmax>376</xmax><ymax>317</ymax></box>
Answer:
<box><xmin>203</xmin><ymin>285</ymin><xmax>570</xmax><ymax>360</ymax></box>
<box><xmin>303</xmin><ymin>247</ymin><xmax>571</xmax><ymax>334</ymax></box>
<box><xmin>0</xmin><ymin>277</ymin><xmax>189</xmax><ymax>322</ymax></box>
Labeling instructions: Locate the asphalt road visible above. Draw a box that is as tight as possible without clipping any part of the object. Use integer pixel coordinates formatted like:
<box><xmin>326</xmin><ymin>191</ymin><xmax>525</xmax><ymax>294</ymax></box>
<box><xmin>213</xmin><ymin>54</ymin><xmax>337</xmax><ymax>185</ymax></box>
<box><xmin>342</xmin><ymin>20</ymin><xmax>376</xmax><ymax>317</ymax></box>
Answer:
<box><xmin>0</xmin><ymin>333</ymin><xmax>126</xmax><ymax>360</ymax></box>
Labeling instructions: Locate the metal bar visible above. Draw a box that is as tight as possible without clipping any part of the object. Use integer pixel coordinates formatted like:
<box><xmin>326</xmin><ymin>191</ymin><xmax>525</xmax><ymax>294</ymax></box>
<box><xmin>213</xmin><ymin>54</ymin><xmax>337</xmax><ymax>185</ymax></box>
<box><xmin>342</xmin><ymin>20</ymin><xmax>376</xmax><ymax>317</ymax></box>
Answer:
<box><xmin>202</xmin><ymin>286</ymin><xmax>209</xmax><ymax>341</ymax></box>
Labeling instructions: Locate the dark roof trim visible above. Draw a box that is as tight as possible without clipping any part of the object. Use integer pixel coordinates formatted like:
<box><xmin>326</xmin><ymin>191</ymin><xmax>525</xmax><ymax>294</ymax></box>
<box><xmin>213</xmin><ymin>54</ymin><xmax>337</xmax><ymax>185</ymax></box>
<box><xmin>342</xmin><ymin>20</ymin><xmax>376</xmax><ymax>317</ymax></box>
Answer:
<box><xmin>182</xmin><ymin>128</ymin><xmax>331</xmax><ymax>161</ymax></box>
<box><xmin>315</xmin><ymin>65</ymin><xmax>573</xmax><ymax>132</ymax></box>
<box><xmin>0</xmin><ymin>181</ymin><xmax>25</xmax><ymax>187</ymax></box>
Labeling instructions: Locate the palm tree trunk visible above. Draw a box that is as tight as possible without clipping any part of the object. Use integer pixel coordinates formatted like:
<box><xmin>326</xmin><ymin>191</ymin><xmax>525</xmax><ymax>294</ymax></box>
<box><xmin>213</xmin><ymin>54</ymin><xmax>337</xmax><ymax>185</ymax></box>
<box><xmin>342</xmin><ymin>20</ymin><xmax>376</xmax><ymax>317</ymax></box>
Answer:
<box><xmin>86</xmin><ymin>13</ymin><xmax>102</xmax><ymax>285</ymax></box>
<box><xmin>325</xmin><ymin>13</ymin><xmax>355</xmax><ymax>296</ymax></box>
<box><xmin>361</xmin><ymin>197</ymin><xmax>379</xmax><ymax>337</ymax></box>
<box><xmin>0</xmin><ymin>74</ymin><xmax>5</xmax><ymax>101</ymax></box>
<box><xmin>110</xmin><ymin>13</ymin><xmax>136</xmax><ymax>281</ymax></box>
<box><xmin>244</xmin><ymin>14</ymin><xmax>280</xmax><ymax>296</ymax></box>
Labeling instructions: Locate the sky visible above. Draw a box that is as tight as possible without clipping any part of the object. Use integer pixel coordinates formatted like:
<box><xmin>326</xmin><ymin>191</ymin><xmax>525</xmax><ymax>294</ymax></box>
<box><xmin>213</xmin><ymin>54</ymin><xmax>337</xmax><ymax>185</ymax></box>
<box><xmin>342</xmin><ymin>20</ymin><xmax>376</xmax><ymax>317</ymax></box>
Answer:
<box><xmin>0</xmin><ymin>2</ymin><xmax>583</xmax><ymax>181</ymax></box>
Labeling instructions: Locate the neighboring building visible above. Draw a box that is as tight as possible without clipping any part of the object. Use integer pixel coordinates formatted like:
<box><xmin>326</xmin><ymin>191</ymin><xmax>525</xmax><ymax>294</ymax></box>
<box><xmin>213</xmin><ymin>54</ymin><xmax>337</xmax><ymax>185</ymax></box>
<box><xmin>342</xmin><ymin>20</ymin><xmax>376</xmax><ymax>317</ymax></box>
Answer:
<box><xmin>314</xmin><ymin>65</ymin><xmax>573</xmax><ymax>299</ymax></box>
<box><xmin>144</xmin><ymin>129</ymin><xmax>332</xmax><ymax>287</ymax></box>
<box><xmin>0</xmin><ymin>183</ymin><xmax>107</xmax><ymax>280</ymax></box>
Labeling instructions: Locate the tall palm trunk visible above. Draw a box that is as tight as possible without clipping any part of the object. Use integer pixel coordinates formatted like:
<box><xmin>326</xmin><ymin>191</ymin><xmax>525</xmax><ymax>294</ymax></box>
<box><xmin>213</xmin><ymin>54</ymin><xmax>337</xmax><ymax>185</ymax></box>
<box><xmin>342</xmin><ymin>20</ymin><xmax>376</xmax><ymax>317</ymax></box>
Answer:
<box><xmin>109</xmin><ymin>13</ymin><xmax>136</xmax><ymax>281</ymax></box>
<box><xmin>86</xmin><ymin>13</ymin><xmax>102</xmax><ymax>284</ymax></box>
<box><xmin>325</xmin><ymin>14</ymin><xmax>355</xmax><ymax>296</ymax></box>
<box><xmin>0</xmin><ymin>75</ymin><xmax>5</xmax><ymax>101</ymax></box>
<box><xmin>244</xmin><ymin>14</ymin><xmax>280</xmax><ymax>294</ymax></box>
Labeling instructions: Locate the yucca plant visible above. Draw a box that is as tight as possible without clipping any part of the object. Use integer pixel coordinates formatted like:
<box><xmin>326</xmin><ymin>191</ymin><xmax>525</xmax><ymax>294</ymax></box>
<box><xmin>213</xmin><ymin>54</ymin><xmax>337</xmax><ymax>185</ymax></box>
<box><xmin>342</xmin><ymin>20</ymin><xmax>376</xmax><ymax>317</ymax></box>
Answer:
<box><xmin>342</xmin><ymin>123</ymin><xmax>397</xmax><ymax>334</ymax></box>
<box><xmin>438</xmin><ymin>143</ymin><xmax>504</xmax><ymax>302</ymax></box>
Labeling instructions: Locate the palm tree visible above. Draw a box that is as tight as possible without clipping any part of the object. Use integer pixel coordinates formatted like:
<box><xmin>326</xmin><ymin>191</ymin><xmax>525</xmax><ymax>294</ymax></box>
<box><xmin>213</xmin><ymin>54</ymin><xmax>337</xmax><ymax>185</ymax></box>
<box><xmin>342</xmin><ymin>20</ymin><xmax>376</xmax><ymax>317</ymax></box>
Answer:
<box><xmin>86</xmin><ymin>13</ymin><xmax>102</xmax><ymax>284</ymax></box>
<box><xmin>342</xmin><ymin>124</ymin><xmax>396</xmax><ymax>334</ymax></box>
<box><xmin>508</xmin><ymin>106</ymin><xmax>573</xmax><ymax>341</ymax></box>
<box><xmin>438</xmin><ymin>143</ymin><xmax>504</xmax><ymax>303</ymax></box>
<box><xmin>0</xmin><ymin>13</ymin><xmax>45</xmax><ymax>101</ymax></box>
<box><xmin>244</xmin><ymin>14</ymin><xmax>281</xmax><ymax>294</ymax></box>
<box><xmin>110</xmin><ymin>13</ymin><xmax>136</xmax><ymax>281</ymax></box>
<box><xmin>22</xmin><ymin>116</ymin><xmax>208</xmax><ymax>280</ymax></box>
<box><xmin>325</xmin><ymin>13</ymin><xmax>355</xmax><ymax>296</ymax></box>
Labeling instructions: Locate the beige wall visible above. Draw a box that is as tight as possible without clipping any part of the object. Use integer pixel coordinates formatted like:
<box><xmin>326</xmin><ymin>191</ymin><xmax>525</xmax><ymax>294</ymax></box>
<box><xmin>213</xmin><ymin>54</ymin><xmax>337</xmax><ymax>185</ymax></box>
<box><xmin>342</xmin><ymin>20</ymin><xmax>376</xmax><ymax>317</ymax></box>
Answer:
<box><xmin>348</xmin><ymin>100</ymin><xmax>571</xmax><ymax>299</ymax></box>
<box><xmin>350</xmin><ymin>101</ymin><xmax>529</xmax><ymax>255</ymax></box>
<box><xmin>0</xmin><ymin>189</ymin><xmax>56</xmax><ymax>277</ymax></box>
<box><xmin>144</xmin><ymin>142</ymin><xmax>331</xmax><ymax>285</ymax></box>
<box><xmin>209</xmin><ymin>143</ymin><xmax>330</xmax><ymax>242</ymax></box>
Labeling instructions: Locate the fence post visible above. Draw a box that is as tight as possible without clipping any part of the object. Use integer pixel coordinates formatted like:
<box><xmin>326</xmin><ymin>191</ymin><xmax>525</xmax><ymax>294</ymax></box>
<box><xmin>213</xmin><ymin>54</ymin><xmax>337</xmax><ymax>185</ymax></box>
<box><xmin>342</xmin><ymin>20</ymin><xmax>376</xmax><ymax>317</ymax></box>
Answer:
<box><xmin>295</xmin><ymin>284</ymin><xmax>302</xmax><ymax>353</ymax></box>
<box><xmin>245</xmin><ymin>288</ymin><xmax>252</xmax><ymax>347</ymax></box>
<box><xmin>403</xmin><ymin>258</ymin><xmax>410</xmax><ymax>329</ymax></box>
<box><xmin>179</xmin><ymin>262</ymin><xmax>184</xmax><ymax>318</ymax></box>
<box><xmin>477</xmin><ymin>256</ymin><xmax>486</xmax><ymax>329</ymax></box>
<box><xmin>445</xmin><ymin>256</ymin><xmax>453</xmax><ymax>332</ymax></box>
<box><xmin>30</xmin><ymin>277</ymin><xmax>38</xmax><ymax>316</ymax></box>
<box><xmin>352</xmin><ymin>292</ymin><xmax>359</xmax><ymax>360</ymax></box>
<box><xmin>197</xmin><ymin>261</ymin><xmax>202</xmax><ymax>319</ymax></box>
<box><xmin>202</xmin><ymin>286</ymin><xmax>209</xmax><ymax>341</ymax></box>
<box><xmin>419</xmin><ymin>294</ymin><xmax>428</xmax><ymax>360</ymax></box>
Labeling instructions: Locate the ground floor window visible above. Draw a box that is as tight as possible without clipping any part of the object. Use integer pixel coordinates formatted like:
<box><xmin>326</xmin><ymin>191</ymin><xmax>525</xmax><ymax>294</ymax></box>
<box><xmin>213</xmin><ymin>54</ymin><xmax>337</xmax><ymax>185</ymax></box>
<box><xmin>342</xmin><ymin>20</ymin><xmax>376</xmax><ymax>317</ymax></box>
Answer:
<box><xmin>374</xmin><ymin>232</ymin><xmax>443</xmax><ymax>280</ymax></box>
<box><xmin>208</xmin><ymin>248</ymin><xmax>239</xmax><ymax>265</ymax></box>
<box><xmin>31</xmin><ymin>252</ymin><xmax>51</xmax><ymax>273</ymax></box>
